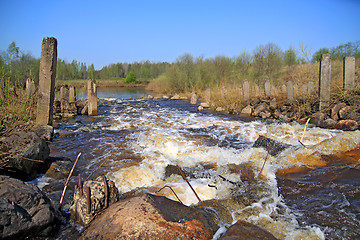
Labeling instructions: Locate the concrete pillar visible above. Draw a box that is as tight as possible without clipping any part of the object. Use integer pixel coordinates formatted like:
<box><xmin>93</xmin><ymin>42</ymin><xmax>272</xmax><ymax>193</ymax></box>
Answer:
<box><xmin>281</xmin><ymin>84</ymin><xmax>287</xmax><ymax>94</ymax></box>
<box><xmin>243</xmin><ymin>79</ymin><xmax>250</xmax><ymax>102</ymax></box>
<box><xmin>343</xmin><ymin>56</ymin><xmax>355</xmax><ymax>90</ymax></box>
<box><xmin>26</xmin><ymin>78</ymin><xmax>35</xmax><ymax>97</ymax></box>
<box><xmin>271</xmin><ymin>85</ymin><xmax>277</xmax><ymax>97</ymax></box>
<box><xmin>237</xmin><ymin>87</ymin><xmax>243</xmax><ymax>100</ymax></box>
<box><xmin>190</xmin><ymin>92</ymin><xmax>197</xmax><ymax>105</ymax></box>
<box><xmin>204</xmin><ymin>87</ymin><xmax>211</xmax><ymax>104</ymax></box>
<box><xmin>69</xmin><ymin>86</ymin><xmax>76</xmax><ymax>102</ymax></box>
<box><xmin>287</xmin><ymin>81</ymin><xmax>294</xmax><ymax>103</ymax></box>
<box><xmin>319</xmin><ymin>53</ymin><xmax>331</xmax><ymax>110</ymax></box>
<box><xmin>264</xmin><ymin>80</ymin><xmax>271</xmax><ymax>97</ymax></box>
<box><xmin>60</xmin><ymin>86</ymin><xmax>70</xmax><ymax>112</ymax></box>
<box><xmin>87</xmin><ymin>79</ymin><xmax>97</xmax><ymax>116</ymax></box>
<box><xmin>36</xmin><ymin>37</ymin><xmax>57</xmax><ymax>125</ymax></box>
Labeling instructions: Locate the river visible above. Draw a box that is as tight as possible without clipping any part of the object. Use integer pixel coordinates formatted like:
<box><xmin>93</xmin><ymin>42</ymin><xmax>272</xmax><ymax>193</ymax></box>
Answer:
<box><xmin>35</xmin><ymin>87</ymin><xmax>360</xmax><ymax>239</ymax></box>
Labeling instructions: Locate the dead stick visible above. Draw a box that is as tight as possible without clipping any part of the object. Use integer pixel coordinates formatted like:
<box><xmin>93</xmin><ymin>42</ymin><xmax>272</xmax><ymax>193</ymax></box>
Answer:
<box><xmin>156</xmin><ymin>185</ymin><xmax>183</xmax><ymax>204</ymax></box>
<box><xmin>258</xmin><ymin>151</ymin><xmax>270</xmax><ymax>177</ymax></box>
<box><xmin>299</xmin><ymin>118</ymin><xmax>311</xmax><ymax>147</ymax></box>
<box><xmin>59</xmin><ymin>152</ymin><xmax>82</xmax><ymax>208</ymax></box>
<box><xmin>85</xmin><ymin>158</ymin><xmax>108</xmax><ymax>181</ymax></box>
<box><xmin>86</xmin><ymin>186</ymin><xmax>91</xmax><ymax>214</ymax></box>
<box><xmin>177</xmin><ymin>165</ymin><xmax>201</xmax><ymax>202</ymax></box>
<box><xmin>103</xmin><ymin>176</ymin><xmax>109</xmax><ymax>208</ymax></box>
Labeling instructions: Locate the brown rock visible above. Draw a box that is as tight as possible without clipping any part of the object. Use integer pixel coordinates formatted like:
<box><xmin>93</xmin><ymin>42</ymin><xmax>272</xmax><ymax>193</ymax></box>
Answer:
<box><xmin>331</xmin><ymin>103</ymin><xmax>347</xmax><ymax>121</ymax></box>
<box><xmin>219</xmin><ymin>220</ymin><xmax>278</xmax><ymax>240</ymax></box>
<box><xmin>171</xmin><ymin>94</ymin><xmax>180</xmax><ymax>100</ymax></box>
<box><xmin>241</xmin><ymin>105</ymin><xmax>252</xmax><ymax>115</ymax></box>
<box><xmin>334</xmin><ymin>120</ymin><xmax>359</xmax><ymax>131</ymax></box>
<box><xmin>200</xmin><ymin>102</ymin><xmax>210</xmax><ymax>108</ymax></box>
<box><xmin>253</xmin><ymin>103</ymin><xmax>269</xmax><ymax>117</ymax></box>
<box><xmin>339</xmin><ymin>106</ymin><xmax>352</xmax><ymax>119</ymax></box>
<box><xmin>309</xmin><ymin>112</ymin><xmax>327</xmax><ymax>126</ymax></box>
<box><xmin>80</xmin><ymin>193</ymin><xmax>216</xmax><ymax>239</ymax></box>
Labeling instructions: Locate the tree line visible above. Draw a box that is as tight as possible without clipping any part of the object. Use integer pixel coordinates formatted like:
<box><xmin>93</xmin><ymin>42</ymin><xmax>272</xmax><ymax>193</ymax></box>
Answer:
<box><xmin>1</xmin><ymin>40</ymin><xmax>359</xmax><ymax>89</ymax></box>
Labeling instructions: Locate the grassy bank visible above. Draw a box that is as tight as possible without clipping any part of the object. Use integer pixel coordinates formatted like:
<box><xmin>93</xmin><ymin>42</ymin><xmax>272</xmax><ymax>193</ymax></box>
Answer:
<box><xmin>147</xmin><ymin>59</ymin><xmax>360</xmax><ymax>113</ymax></box>
<box><xmin>56</xmin><ymin>78</ymin><xmax>148</xmax><ymax>88</ymax></box>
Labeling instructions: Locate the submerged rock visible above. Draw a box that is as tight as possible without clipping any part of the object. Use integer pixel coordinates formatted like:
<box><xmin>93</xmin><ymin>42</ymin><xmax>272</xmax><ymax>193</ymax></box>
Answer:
<box><xmin>0</xmin><ymin>131</ymin><xmax>50</xmax><ymax>181</ymax></box>
<box><xmin>219</xmin><ymin>220</ymin><xmax>278</xmax><ymax>240</ymax></box>
<box><xmin>0</xmin><ymin>175</ymin><xmax>61</xmax><ymax>239</ymax></box>
<box><xmin>252</xmin><ymin>135</ymin><xmax>291</xmax><ymax>157</ymax></box>
<box><xmin>80</xmin><ymin>193</ymin><xmax>217</xmax><ymax>239</ymax></box>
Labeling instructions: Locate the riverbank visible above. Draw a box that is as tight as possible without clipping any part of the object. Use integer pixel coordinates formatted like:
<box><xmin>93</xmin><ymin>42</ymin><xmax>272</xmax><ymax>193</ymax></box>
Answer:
<box><xmin>55</xmin><ymin>78</ymin><xmax>148</xmax><ymax>89</ymax></box>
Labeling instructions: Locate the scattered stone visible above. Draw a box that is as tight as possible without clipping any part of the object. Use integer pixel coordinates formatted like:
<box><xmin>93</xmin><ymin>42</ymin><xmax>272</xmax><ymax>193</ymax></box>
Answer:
<box><xmin>309</xmin><ymin>112</ymin><xmax>328</xmax><ymax>126</ymax></box>
<box><xmin>333</xmin><ymin>120</ymin><xmax>359</xmax><ymax>131</ymax></box>
<box><xmin>216</xmin><ymin>107</ymin><xmax>225</xmax><ymax>112</ymax></box>
<box><xmin>80</xmin><ymin>193</ymin><xmax>216</xmax><ymax>240</ymax></box>
<box><xmin>162</xmin><ymin>95</ymin><xmax>169</xmax><ymax>99</ymax></box>
<box><xmin>32</xmin><ymin>124</ymin><xmax>54</xmax><ymax>141</ymax></box>
<box><xmin>339</xmin><ymin>106</ymin><xmax>352</xmax><ymax>119</ymax></box>
<box><xmin>320</xmin><ymin>118</ymin><xmax>337</xmax><ymax>129</ymax></box>
<box><xmin>200</xmin><ymin>102</ymin><xmax>210</xmax><ymax>108</ymax></box>
<box><xmin>147</xmin><ymin>94</ymin><xmax>154</xmax><ymax>99</ymax></box>
<box><xmin>0</xmin><ymin>175</ymin><xmax>61</xmax><ymax>239</ymax></box>
<box><xmin>241</xmin><ymin>105</ymin><xmax>253</xmax><ymax>115</ymax></box>
<box><xmin>0</xmin><ymin>131</ymin><xmax>50</xmax><ymax>181</ymax></box>
<box><xmin>253</xmin><ymin>103</ymin><xmax>269</xmax><ymax>117</ymax></box>
<box><xmin>170</xmin><ymin>94</ymin><xmax>180</xmax><ymax>100</ymax></box>
<box><xmin>70</xmin><ymin>176</ymin><xmax>119</xmax><ymax>226</ymax></box>
<box><xmin>219</xmin><ymin>220</ymin><xmax>278</xmax><ymax>240</ymax></box>
<box><xmin>331</xmin><ymin>103</ymin><xmax>347</xmax><ymax>121</ymax></box>
<box><xmin>198</xmin><ymin>105</ymin><xmax>204</xmax><ymax>111</ymax></box>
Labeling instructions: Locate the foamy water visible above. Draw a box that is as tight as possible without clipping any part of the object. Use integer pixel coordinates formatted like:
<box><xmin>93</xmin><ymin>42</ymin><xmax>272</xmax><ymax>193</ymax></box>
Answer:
<box><xmin>45</xmin><ymin>98</ymin><xmax>360</xmax><ymax>239</ymax></box>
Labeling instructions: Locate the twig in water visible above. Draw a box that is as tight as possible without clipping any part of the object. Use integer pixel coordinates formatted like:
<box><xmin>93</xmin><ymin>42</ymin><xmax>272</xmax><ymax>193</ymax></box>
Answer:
<box><xmin>258</xmin><ymin>151</ymin><xmax>270</xmax><ymax>177</ymax></box>
<box><xmin>59</xmin><ymin>152</ymin><xmax>82</xmax><ymax>208</ymax></box>
<box><xmin>177</xmin><ymin>165</ymin><xmax>202</xmax><ymax>203</ymax></box>
<box><xmin>86</xmin><ymin>186</ymin><xmax>91</xmax><ymax>214</ymax></box>
<box><xmin>85</xmin><ymin>157</ymin><xmax>108</xmax><ymax>181</ymax></box>
<box><xmin>299</xmin><ymin>118</ymin><xmax>311</xmax><ymax>147</ymax></box>
<box><xmin>156</xmin><ymin>185</ymin><xmax>183</xmax><ymax>204</ymax></box>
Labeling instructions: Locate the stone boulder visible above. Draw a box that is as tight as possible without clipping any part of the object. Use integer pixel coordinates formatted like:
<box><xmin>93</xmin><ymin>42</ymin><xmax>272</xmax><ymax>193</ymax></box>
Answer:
<box><xmin>0</xmin><ymin>175</ymin><xmax>61</xmax><ymax>239</ymax></box>
<box><xmin>219</xmin><ymin>220</ymin><xmax>278</xmax><ymax>240</ymax></box>
<box><xmin>331</xmin><ymin>103</ymin><xmax>347</xmax><ymax>121</ymax></box>
<box><xmin>253</xmin><ymin>135</ymin><xmax>291</xmax><ymax>157</ymax></box>
<box><xmin>32</xmin><ymin>124</ymin><xmax>54</xmax><ymax>141</ymax></box>
<box><xmin>171</xmin><ymin>94</ymin><xmax>180</xmax><ymax>100</ymax></box>
<box><xmin>241</xmin><ymin>105</ymin><xmax>253</xmax><ymax>115</ymax></box>
<box><xmin>70</xmin><ymin>176</ymin><xmax>119</xmax><ymax>225</ymax></box>
<box><xmin>0</xmin><ymin>131</ymin><xmax>50</xmax><ymax>181</ymax></box>
<box><xmin>334</xmin><ymin>120</ymin><xmax>359</xmax><ymax>131</ymax></box>
<box><xmin>80</xmin><ymin>193</ymin><xmax>217</xmax><ymax>239</ymax></box>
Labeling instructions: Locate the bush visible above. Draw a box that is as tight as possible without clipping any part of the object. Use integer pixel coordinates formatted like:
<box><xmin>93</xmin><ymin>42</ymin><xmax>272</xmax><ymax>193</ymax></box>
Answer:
<box><xmin>125</xmin><ymin>71</ymin><xmax>137</xmax><ymax>84</ymax></box>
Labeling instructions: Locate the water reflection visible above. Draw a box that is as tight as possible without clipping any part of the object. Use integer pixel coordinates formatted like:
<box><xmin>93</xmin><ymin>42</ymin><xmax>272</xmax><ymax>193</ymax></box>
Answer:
<box><xmin>76</xmin><ymin>86</ymin><xmax>149</xmax><ymax>100</ymax></box>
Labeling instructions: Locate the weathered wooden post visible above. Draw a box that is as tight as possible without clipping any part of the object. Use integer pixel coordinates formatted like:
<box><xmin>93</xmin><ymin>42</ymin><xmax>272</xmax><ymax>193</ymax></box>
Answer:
<box><xmin>87</xmin><ymin>79</ymin><xmax>97</xmax><ymax>116</ymax></box>
<box><xmin>69</xmin><ymin>86</ymin><xmax>76</xmax><ymax>102</ymax></box>
<box><xmin>243</xmin><ymin>79</ymin><xmax>250</xmax><ymax>102</ymax></box>
<box><xmin>264</xmin><ymin>80</ymin><xmax>271</xmax><ymax>97</ymax></box>
<box><xmin>286</xmin><ymin>81</ymin><xmax>294</xmax><ymax>103</ymax></box>
<box><xmin>319</xmin><ymin>53</ymin><xmax>331</xmax><ymax>110</ymax></box>
<box><xmin>36</xmin><ymin>37</ymin><xmax>57</xmax><ymax>125</ymax></box>
<box><xmin>343</xmin><ymin>56</ymin><xmax>355</xmax><ymax>90</ymax></box>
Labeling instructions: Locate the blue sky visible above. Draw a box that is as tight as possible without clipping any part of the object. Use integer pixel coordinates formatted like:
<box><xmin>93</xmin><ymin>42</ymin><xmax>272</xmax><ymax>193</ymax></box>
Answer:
<box><xmin>1</xmin><ymin>0</ymin><xmax>359</xmax><ymax>70</ymax></box>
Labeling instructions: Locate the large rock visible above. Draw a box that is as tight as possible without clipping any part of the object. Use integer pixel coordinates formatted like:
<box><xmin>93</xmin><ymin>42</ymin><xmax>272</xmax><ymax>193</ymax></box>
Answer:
<box><xmin>219</xmin><ymin>220</ymin><xmax>278</xmax><ymax>240</ymax></box>
<box><xmin>331</xmin><ymin>103</ymin><xmax>347</xmax><ymax>121</ymax></box>
<box><xmin>0</xmin><ymin>131</ymin><xmax>50</xmax><ymax>181</ymax></box>
<box><xmin>334</xmin><ymin>120</ymin><xmax>359</xmax><ymax>131</ymax></box>
<box><xmin>70</xmin><ymin>176</ymin><xmax>119</xmax><ymax>225</ymax></box>
<box><xmin>253</xmin><ymin>135</ymin><xmax>291</xmax><ymax>157</ymax></box>
<box><xmin>0</xmin><ymin>175</ymin><xmax>61</xmax><ymax>239</ymax></box>
<box><xmin>80</xmin><ymin>193</ymin><xmax>217</xmax><ymax>239</ymax></box>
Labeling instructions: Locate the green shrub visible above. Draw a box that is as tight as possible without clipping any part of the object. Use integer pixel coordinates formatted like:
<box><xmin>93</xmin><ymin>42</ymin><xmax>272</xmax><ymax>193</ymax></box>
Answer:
<box><xmin>125</xmin><ymin>71</ymin><xmax>137</xmax><ymax>84</ymax></box>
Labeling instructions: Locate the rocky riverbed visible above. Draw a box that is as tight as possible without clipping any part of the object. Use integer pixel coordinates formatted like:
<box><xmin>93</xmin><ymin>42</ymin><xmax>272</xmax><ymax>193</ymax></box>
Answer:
<box><xmin>1</xmin><ymin>94</ymin><xmax>360</xmax><ymax>239</ymax></box>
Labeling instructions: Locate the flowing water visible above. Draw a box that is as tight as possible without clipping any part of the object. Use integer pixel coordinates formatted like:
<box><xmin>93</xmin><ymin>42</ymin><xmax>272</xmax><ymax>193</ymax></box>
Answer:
<box><xmin>36</xmin><ymin>88</ymin><xmax>360</xmax><ymax>239</ymax></box>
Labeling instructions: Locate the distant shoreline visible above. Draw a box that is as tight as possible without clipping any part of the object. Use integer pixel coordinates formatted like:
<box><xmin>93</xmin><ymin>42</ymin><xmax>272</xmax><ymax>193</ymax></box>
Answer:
<box><xmin>55</xmin><ymin>79</ymin><xmax>147</xmax><ymax>89</ymax></box>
